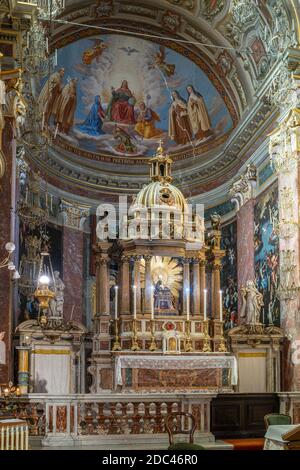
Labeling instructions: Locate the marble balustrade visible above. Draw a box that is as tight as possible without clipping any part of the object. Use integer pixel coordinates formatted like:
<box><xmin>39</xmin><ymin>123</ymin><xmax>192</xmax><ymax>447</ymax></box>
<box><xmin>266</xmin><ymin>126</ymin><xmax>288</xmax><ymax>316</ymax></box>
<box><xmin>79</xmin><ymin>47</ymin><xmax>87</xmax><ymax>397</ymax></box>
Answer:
<box><xmin>0</xmin><ymin>393</ymin><xmax>215</xmax><ymax>447</ymax></box>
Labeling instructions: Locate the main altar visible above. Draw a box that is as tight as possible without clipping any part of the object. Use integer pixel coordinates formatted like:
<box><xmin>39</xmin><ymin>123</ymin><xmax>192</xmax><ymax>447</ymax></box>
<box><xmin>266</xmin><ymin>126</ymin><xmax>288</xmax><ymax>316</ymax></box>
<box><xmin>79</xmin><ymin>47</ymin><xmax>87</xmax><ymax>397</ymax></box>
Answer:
<box><xmin>89</xmin><ymin>143</ymin><xmax>236</xmax><ymax>393</ymax></box>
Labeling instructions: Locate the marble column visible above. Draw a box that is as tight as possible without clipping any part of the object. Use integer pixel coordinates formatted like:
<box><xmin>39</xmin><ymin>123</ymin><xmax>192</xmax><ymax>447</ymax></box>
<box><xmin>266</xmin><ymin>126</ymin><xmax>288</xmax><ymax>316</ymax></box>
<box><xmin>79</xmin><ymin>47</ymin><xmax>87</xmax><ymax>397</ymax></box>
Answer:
<box><xmin>99</xmin><ymin>258</ymin><xmax>110</xmax><ymax>315</ymax></box>
<box><xmin>183</xmin><ymin>258</ymin><xmax>190</xmax><ymax>316</ymax></box>
<box><xmin>95</xmin><ymin>253</ymin><xmax>101</xmax><ymax>315</ymax></box>
<box><xmin>133</xmin><ymin>255</ymin><xmax>142</xmax><ymax>314</ymax></box>
<box><xmin>120</xmin><ymin>255</ymin><xmax>130</xmax><ymax>315</ymax></box>
<box><xmin>62</xmin><ymin>226</ymin><xmax>85</xmax><ymax>322</ymax></box>
<box><xmin>16</xmin><ymin>346</ymin><xmax>30</xmax><ymax>395</ymax></box>
<box><xmin>200</xmin><ymin>260</ymin><xmax>206</xmax><ymax>317</ymax></box>
<box><xmin>144</xmin><ymin>255</ymin><xmax>152</xmax><ymax>314</ymax></box>
<box><xmin>192</xmin><ymin>258</ymin><xmax>200</xmax><ymax>316</ymax></box>
<box><xmin>61</xmin><ymin>202</ymin><xmax>90</xmax><ymax>322</ymax></box>
<box><xmin>0</xmin><ymin>117</ymin><xmax>14</xmax><ymax>385</ymax></box>
<box><xmin>236</xmin><ymin>200</ymin><xmax>255</xmax><ymax>313</ymax></box>
<box><xmin>230</xmin><ymin>165</ymin><xmax>257</xmax><ymax>319</ymax></box>
<box><xmin>212</xmin><ymin>264</ymin><xmax>221</xmax><ymax>319</ymax></box>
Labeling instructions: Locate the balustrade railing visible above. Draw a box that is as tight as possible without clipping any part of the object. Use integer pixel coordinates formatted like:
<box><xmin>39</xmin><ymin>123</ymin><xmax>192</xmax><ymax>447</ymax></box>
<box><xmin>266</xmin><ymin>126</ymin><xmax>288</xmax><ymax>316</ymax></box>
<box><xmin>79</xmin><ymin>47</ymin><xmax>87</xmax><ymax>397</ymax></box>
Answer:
<box><xmin>1</xmin><ymin>393</ymin><xmax>215</xmax><ymax>446</ymax></box>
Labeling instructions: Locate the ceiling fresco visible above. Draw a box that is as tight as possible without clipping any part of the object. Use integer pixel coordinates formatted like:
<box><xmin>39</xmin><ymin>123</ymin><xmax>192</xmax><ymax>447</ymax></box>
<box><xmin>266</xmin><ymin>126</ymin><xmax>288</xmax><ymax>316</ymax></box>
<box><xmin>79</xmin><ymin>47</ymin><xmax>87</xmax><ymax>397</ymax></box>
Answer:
<box><xmin>20</xmin><ymin>0</ymin><xmax>298</xmax><ymax>201</ymax></box>
<box><xmin>39</xmin><ymin>33</ymin><xmax>235</xmax><ymax>162</ymax></box>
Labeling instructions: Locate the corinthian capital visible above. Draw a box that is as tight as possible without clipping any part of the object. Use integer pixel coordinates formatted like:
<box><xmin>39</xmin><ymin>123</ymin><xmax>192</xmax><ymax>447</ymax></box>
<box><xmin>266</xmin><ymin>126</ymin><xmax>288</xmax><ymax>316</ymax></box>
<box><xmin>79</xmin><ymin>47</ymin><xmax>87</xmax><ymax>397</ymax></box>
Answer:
<box><xmin>229</xmin><ymin>164</ymin><xmax>257</xmax><ymax>212</ymax></box>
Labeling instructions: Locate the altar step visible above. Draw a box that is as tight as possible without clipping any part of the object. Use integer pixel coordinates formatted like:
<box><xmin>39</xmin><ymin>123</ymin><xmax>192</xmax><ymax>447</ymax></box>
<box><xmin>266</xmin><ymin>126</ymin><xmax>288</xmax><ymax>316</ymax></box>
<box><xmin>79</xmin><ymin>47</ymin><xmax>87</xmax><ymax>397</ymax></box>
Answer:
<box><xmin>29</xmin><ymin>436</ymin><xmax>233</xmax><ymax>451</ymax></box>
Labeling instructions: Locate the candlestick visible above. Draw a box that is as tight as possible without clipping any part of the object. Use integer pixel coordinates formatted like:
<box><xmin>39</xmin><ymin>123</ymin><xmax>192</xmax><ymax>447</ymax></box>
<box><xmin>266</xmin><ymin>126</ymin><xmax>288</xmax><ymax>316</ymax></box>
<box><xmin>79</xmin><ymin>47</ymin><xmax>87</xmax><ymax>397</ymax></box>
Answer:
<box><xmin>149</xmin><ymin>319</ymin><xmax>157</xmax><ymax>351</ymax></box>
<box><xmin>112</xmin><ymin>318</ymin><xmax>121</xmax><ymax>351</ymax></box>
<box><xmin>131</xmin><ymin>318</ymin><xmax>140</xmax><ymax>351</ymax></box>
<box><xmin>219</xmin><ymin>290</ymin><xmax>223</xmax><ymax>321</ymax></box>
<box><xmin>202</xmin><ymin>320</ymin><xmax>211</xmax><ymax>353</ymax></box>
<box><xmin>133</xmin><ymin>285</ymin><xmax>137</xmax><ymax>319</ymax></box>
<box><xmin>185</xmin><ymin>319</ymin><xmax>193</xmax><ymax>352</ymax></box>
<box><xmin>204</xmin><ymin>289</ymin><xmax>207</xmax><ymax>321</ymax></box>
<box><xmin>114</xmin><ymin>285</ymin><xmax>118</xmax><ymax>320</ymax></box>
<box><xmin>218</xmin><ymin>321</ymin><xmax>227</xmax><ymax>353</ymax></box>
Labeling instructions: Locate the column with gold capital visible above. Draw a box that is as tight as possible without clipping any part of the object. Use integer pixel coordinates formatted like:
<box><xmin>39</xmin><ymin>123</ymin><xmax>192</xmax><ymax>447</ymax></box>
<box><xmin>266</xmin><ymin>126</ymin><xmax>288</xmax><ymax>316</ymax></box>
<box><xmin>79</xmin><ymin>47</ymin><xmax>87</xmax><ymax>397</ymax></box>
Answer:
<box><xmin>144</xmin><ymin>255</ymin><xmax>152</xmax><ymax>314</ymax></box>
<box><xmin>16</xmin><ymin>346</ymin><xmax>31</xmax><ymax>395</ymax></box>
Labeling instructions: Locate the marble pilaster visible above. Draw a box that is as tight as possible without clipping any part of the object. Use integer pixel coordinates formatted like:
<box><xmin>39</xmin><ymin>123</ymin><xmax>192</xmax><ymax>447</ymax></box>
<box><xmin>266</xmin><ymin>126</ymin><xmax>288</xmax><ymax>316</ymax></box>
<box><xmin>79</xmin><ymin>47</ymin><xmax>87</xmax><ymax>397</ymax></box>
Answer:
<box><xmin>62</xmin><ymin>227</ymin><xmax>84</xmax><ymax>322</ymax></box>
<box><xmin>0</xmin><ymin>118</ymin><xmax>14</xmax><ymax>385</ymax></box>
<box><xmin>236</xmin><ymin>200</ymin><xmax>255</xmax><ymax>315</ymax></box>
<box><xmin>269</xmin><ymin>103</ymin><xmax>300</xmax><ymax>391</ymax></box>
<box><xmin>230</xmin><ymin>167</ymin><xmax>257</xmax><ymax>319</ymax></box>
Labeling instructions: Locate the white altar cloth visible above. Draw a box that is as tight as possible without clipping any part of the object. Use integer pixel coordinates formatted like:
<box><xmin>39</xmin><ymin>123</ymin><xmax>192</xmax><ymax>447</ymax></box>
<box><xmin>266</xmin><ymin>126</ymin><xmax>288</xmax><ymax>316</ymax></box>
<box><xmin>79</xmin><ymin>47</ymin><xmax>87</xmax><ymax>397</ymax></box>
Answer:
<box><xmin>115</xmin><ymin>354</ymin><xmax>238</xmax><ymax>386</ymax></box>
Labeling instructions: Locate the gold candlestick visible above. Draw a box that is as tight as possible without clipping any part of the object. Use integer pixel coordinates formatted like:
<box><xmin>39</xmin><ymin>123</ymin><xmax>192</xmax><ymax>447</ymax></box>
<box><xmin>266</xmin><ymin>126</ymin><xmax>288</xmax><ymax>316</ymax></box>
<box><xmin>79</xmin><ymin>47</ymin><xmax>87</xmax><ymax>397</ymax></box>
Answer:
<box><xmin>131</xmin><ymin>318</ymin><xmax>140</xmax><ymax>351</ymax></box>
<box><xmin>202</xmin><ymin>319</ymin><xmax>211</xmax><ymax>352</ymax></box>
<box><xmin>218</xmin><ymin>321</ymin><xmax>227</xmax><ymax>352</ymax></box>
<box><xmin>149</xmin><ymin>319</ymin><xmax>157</xmax><ymax>351</ymax></box>
<box><xmin>185</xmin><ymin>319</ymin><xmax>193</xmax><ymax>352</ymax></box>
<box><xmin>112</xmin><ymin>318</ymin><xmax>121</xmax><ymax>351</ymax></box>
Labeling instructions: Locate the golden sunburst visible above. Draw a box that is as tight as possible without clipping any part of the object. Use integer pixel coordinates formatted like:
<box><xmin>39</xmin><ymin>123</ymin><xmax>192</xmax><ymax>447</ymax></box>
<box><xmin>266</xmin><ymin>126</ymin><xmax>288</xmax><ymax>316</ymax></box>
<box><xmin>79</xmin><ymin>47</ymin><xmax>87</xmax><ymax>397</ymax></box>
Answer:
<box><xmin>140</xmin><ymin>256</ymin><xmax>182</xmax><ymax>298</ymax></box>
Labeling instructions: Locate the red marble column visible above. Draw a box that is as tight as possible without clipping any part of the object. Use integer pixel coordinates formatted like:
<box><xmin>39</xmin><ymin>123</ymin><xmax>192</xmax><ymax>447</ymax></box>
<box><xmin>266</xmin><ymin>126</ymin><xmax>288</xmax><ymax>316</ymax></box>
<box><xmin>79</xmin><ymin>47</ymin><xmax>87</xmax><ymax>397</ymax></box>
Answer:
<box><xmin>0</xmin><ymin>118</ymin><xmax>14</xmax><ymax>384</ymax></box>
<box><xmin>237</xmin><ymin>199</ymin><xmax>255</xmax><ymax>317</ymax></box>
<box><xmin>62</xmin><ymin>226</ymin><xmax>84</xmax><ymax>323</ymax></box>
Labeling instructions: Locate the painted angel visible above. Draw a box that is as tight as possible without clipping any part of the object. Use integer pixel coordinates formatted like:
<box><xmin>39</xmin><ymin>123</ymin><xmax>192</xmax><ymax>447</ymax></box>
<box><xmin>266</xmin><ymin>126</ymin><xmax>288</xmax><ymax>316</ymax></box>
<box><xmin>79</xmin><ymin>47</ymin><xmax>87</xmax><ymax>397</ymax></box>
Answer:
<box><xmin>149</xmin><ymin>46</ymin><xmax>175</xmax><ymax>78</ymax></box>
<box><xmin>82</xmin><ymin>39</ymin><xmax>107</xmax><ymax>65</ymax></box>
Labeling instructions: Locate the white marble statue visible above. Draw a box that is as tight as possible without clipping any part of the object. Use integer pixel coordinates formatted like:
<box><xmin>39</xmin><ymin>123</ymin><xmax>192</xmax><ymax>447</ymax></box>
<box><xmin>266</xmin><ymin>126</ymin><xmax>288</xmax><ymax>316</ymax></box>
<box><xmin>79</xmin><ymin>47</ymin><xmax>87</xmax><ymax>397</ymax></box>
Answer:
<box><xmin>240</xmin><ymin>280</ymin><xmax>264</xmax><ymax>324</ymax></box>
<box><xmin>0</xmin><ymin>331</ymin><xmax>6</xmax><ymax>364</ymax></box>
<box><xmin>49</xmin><ymin>271</ymin><xmax>65</xmax><ymax>317</ymax></box>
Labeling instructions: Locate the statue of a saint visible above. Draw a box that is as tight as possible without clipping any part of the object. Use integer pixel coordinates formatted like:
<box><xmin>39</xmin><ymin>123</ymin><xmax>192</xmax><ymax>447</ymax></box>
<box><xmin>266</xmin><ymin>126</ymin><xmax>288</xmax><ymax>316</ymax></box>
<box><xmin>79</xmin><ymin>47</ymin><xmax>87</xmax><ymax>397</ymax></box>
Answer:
<box><xmin>210</xmin><ymin>212</ymin><xmax>221</xmax><ymax>230</ymax></box>
<box><xmin>154</xmin><ymin>278</ymin><xmax>174</xmax><ymax>311</ymax></box>
<box><xmin>240</xmin><ymin>280</ymin><xmax>264</xmax><ymax>324</ymax></box>
<box><xmin>49</xmin><ymin>271</ymin><xmax>65</xmax><ymax>317</ymax></box>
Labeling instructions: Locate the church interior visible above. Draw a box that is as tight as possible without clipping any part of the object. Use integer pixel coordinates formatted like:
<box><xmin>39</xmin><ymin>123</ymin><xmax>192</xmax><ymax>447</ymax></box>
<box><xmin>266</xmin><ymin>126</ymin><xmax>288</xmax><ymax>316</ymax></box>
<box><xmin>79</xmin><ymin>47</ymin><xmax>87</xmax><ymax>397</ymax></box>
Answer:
<box><xmin>1</xmin><ymin>0</ymin><xmax>300</xmax><ymax>452</ymax></box>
